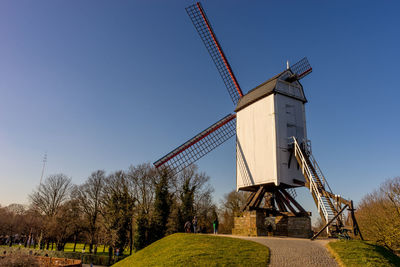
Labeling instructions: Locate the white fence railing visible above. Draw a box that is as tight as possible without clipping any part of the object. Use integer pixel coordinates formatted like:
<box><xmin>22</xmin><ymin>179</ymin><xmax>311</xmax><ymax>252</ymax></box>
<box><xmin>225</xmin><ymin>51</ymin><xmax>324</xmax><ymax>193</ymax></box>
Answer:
<box><xmin>308</xmin><ymin>153</ymin><xmax>334</xmax><ymax>195</ymax></box>
<box><xmin>292</xmin><ymin>137</ymin><xmax>329</xmax><ymax>223</ymax></box>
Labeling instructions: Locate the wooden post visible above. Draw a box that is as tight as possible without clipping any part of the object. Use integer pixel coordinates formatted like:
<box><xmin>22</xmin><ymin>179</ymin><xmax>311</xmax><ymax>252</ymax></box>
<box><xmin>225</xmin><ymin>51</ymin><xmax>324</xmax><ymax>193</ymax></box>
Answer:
<box><xmin>349</xmin><ymin>200</ymin><xmax>364</xmax><ymax>240</ymax></box>
<box><xmin>275</xmin><ymin>191</ymin><xmax>288</xmax><ymax>212</ymax></box>
<box><xmin>311</xmin><ymin>204</ymin><xmax>348</xmax><ymax>240</ymax></box>
<box><xmin>280</xmin><ymin>188</ymin><xmax>306</xmax><ymax>213</ymax></box>
<box><xmin>276</xmin><ymin>190</ymin><xmax>297</xmax><ymax>215</ymax></box>
<box><xmin>242</xmin><ymin>191</ymin><xmax>257</xmax><ymax>211</ymax></box>
<box><xmin>248</xmin><ymin>186</ymin><xmax>265</xmax><ymax>209</ymax></box>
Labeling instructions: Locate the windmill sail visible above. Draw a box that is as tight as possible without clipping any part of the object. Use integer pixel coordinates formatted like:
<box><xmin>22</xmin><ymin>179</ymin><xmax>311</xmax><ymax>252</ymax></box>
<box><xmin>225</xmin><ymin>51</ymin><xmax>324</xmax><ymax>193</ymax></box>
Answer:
<box><xmin>290</xmin><ymin>57</ymin><xmax>312</xmax><ymax>80</ymax></box>
<box><xmin>154</xmin><ymin>113</ymin><xmax>236</xmax><ymax>176</ymax></box>
<box><xmin>186</xmin><ymin>2</ymin><xmax>243</xmax><ymax>105</ymax></box>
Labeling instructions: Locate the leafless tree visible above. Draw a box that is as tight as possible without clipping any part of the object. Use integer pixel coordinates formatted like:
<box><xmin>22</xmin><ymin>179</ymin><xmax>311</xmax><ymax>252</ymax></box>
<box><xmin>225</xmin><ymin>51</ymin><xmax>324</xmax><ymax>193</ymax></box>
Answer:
<box><xmin>101</xmin><ymin>171</ymin><xmax>135</xmax><ymax>255</ymax></box>
<box><xmin>166</xmin><ymin>165</ymin><xmax>215</xmax><ymax>233</ymax></box>
<box><xmin>127</xmin><ymin>163</ymin><xmax>157</xmax><ymax>215</ymax></box>
<box><xmin>356</xmin><ymin>177</ymin><xmax>400</xmax><ymax>251</ymax></box>
<box><xmin>47</xmin><ymin>199</ymin><xmax>83</xmax><ymax>251</ymax></box>
<box><xmin>29</xmin><ymin>174</ymin><xmax>73</xmax><ymax>217</ymax></box>
<box><xmin>75</xmin><ymin>170</ymin><xmax>105</xmax><ymax>253</ymax></box>
<box><xmin>173</xmin><ymin>165</ymin><xmax>210</xmax><ymax>196</ymax></box>
<box><xmin>218</xmin><ymin>190</ymin><xmax>248</xmax><ymax>233</ymax></box>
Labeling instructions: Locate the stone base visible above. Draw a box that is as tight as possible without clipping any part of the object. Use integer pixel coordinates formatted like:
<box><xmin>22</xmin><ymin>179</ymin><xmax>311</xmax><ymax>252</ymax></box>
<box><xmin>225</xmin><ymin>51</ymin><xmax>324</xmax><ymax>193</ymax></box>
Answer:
<box><xmin>275</xmin><ymin>215</ymin><xmax>312</xmax><ymax>238</ymax></box>
<box><xmin>232</xmin><ymin>210</ymin><xmax>267</xmax><ymax>236</ymax></box>
<box><xmin>232</xmin><ymin>210</ymin><xmax>312</xmax><ymax>238</ymax></box>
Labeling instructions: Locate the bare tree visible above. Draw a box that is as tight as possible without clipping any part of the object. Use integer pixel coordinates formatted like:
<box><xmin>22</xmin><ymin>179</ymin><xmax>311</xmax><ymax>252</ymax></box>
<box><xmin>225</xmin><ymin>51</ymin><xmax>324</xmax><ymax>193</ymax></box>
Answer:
<box><xmin>218</xmin><ymin>190</ymin><xmax>247</xmax><ymax>233</ymax></box>
<box><xmin>47</xmin><ymin>199</ymin><xmax>83</xmax><ymax>251</ymax></box>
<box><xmin>101</xmin><ymin>171</ymin><xmax>135</xmax><ymax>255</ymax></box>
<box><xmin>29</xmin><ymin>174</ymin><xmax>73</xmax><ymax>249</ymax></box>
<box><xmin>0</xmin><ymin>206</ymin><xmax>21</xmax><ymax>246</ymax></box>
<box><xmin>166</xmin><ymin>165</ymin><xmax>215</xmax><ymax>233</ymax></box>
<box><xmin>29</xmin><ymin>174</ymin><xmax>73</xmax><ymax>217</ymax></box>
<box><xmin>75</xmin><ymin>170</ymin><xmax>105</xmax><ymax>253</ymax></box>
<box><xmin>357</xmin><ymin>177</ymin><xmax>400</xmax><ymax>251</ymax></box>
<box><xmin>383</xmin><ymin>177</ymin><xmax>400</xmax><ymax>217</ymax></box>
<box><xmin>173</xmin><ymin>165</ymin><xmax>210</xmax><ymax>196</ymax></box>
<box><xmin>127</xmin><ymin>163</ymin><xmax>157</xmax><ymax>215</ymax></box>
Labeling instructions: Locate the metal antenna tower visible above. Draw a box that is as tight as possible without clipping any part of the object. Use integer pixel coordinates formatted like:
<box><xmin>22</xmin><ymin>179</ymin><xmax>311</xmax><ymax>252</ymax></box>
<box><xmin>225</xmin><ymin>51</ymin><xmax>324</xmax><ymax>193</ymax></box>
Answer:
<box><xmin>39</xmin><ymin>153</ymin><xmax>47</xmax><ymax>185</ymax></box>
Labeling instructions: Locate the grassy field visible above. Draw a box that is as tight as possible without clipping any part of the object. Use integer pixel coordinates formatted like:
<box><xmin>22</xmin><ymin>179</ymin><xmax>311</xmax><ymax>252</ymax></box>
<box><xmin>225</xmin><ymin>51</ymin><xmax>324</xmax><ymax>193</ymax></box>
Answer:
<box><xmin>327</xmin><ymin>240</ymin><xmax>400</xmax><ymax>267</ymax></box>
<box><xmin>113</xmin><ymin>233</ymin><xmax>269</xmax><ymax>267</ymax></box>
<box><xmin>0</xmin><ymin>244</ymin><xmax>128</xmax><ymax>265</ymax></box>
<box><xmin>1</xmin><ymin>243</ymin><xmax>130</xmax><ymax>256</ymax></box>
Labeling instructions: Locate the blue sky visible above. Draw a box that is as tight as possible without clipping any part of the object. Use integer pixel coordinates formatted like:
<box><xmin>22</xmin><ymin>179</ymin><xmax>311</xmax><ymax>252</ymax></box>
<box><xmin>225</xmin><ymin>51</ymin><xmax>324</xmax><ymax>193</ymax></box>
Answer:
<box><xmin>1</xmin><ymin>1</ymin><xmax>399</xmax><ymax>222</ymax></box>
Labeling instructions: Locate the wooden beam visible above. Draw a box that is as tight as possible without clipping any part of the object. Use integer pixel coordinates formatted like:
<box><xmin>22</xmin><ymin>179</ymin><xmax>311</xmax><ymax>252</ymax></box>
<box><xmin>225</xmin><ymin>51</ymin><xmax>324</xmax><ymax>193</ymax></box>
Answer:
<box><xmin>242</xmin><ymin>191</ymin><xmax>257</xmax><ymax>211</ymax></box>
<box><xmin>253</xmin><ymin>187</ymin><xmax>266</xmax><ymax>208</ymax></box>
<box><xmin>276</xmin><ymin>190</ymin><xmax>298</xmax><ymax>215</ymax></box>
<box><xmin>292</xmin><ymin>179</ymin><xmax>305</xmax><ymax>186</ymax></box>
<box><xmin>349</xmin><ymin>200</ymin><xmax>364</xmax><ymax>240</ymax></box>
<box><xmin>274</xmin><ymin>191</ymin><xmax>288</xmax><ymax>212</ymax></box>
<box><xmin>311</xmin><ymin>204</ymin><xmax>348</xmax><ymax>240</ymax></box>
<box><xmin>248</xmin><ymin>186</ymin><xmax>265</xmax><ymax>209</ymax></box>
<box><xmin>280</xmin><ymin>188</ymin><xmax>306</xmax><ymax>213</ymax></box>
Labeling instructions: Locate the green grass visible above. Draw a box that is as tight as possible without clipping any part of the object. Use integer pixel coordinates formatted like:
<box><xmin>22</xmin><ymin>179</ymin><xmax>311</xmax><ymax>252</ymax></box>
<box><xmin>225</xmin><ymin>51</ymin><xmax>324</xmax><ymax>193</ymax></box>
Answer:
<box><xmin>113</xmin><ymin>233</ymin><xmax>269</xmax><ymax>267</ymax></box>
<box><xmin>327</xmin><ymin>240</ymin><xmax>400</xmax><ymax>267</ymax></box>
<box><xmin>1</xmin><ymin>243</ymin><xmax>130</xmax><ymax>256</ymax></box>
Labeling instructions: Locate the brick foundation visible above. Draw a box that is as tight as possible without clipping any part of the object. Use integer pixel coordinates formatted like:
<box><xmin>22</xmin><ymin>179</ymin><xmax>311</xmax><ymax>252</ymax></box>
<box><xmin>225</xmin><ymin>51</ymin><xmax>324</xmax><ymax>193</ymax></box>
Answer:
<box><xmin>232</xmin><ymin>210</ymin><xmax>312</xmax><ymax>238</ymax></box>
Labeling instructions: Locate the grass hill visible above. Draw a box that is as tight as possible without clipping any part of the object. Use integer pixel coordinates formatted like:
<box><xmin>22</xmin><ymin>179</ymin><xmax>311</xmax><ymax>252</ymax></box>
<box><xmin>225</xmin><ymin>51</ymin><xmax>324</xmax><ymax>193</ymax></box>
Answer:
<box><xmin>328</xmin><ymin>240</ymin><xmax>400</xmax><ymax>267</ymax></box>
<box><xmin>113</xmin><ymin>233</ymin><xmax>269</xmax><ymax>267</ymax></box>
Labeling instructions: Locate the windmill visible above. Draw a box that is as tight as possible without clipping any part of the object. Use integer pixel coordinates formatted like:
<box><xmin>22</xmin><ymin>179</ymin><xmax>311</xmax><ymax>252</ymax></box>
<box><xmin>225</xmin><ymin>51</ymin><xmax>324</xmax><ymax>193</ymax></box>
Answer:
<box><xmin>154</xmin><ymin>2</ymin><xmax>362</xmax><ymax>239</ymax></box>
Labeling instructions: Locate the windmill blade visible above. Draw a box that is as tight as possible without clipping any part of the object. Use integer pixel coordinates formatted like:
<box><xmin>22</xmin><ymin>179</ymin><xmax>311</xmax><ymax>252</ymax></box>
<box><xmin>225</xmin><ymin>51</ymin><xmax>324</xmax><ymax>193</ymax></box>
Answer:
<box><xmin>290</xmin><ymin>57</ymin><xmax>312</xmax><ymax>80</ymax></box>
<box><xmin>186</xmin><ymin>2</ymin><xmax>243</xmax><ymax>105</ymax></box>
<box><xmin>154</xmin><ymin>113</ymin><xmax>236</xmax><ymax>176</ymax></box>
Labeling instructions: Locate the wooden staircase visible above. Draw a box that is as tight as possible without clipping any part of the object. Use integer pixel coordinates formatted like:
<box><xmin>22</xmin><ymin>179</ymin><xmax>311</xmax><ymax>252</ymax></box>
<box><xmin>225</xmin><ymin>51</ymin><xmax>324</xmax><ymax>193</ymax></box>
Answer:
<box><xmin>291</xmin><ymin>137</ymin><xmax>360</xmax><ymax>237</ymax></box>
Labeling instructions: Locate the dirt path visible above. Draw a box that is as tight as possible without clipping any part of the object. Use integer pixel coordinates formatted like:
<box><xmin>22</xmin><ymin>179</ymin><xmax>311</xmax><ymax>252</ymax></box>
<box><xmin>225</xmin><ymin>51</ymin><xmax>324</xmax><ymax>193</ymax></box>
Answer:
<box><xmin>228</xmin><ymin>235</ymin><xmax>338</xmax><ymax>267</ymax></box>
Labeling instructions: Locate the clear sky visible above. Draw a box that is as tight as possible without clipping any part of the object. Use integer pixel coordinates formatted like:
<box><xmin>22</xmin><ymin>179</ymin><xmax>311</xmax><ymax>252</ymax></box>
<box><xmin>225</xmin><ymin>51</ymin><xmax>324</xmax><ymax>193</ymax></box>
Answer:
<box><xmin>1</xmin><ymin>0</ymin><xmax>399</xmax><ymax>222</ymax></box>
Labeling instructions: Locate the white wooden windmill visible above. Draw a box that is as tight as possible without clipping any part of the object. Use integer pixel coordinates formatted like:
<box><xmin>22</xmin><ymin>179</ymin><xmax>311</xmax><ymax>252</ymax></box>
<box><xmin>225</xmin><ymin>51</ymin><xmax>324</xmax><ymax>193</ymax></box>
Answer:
<box><xmin>235</xmin><ymin>68</ymin><xmax>308</xmax><ymax>191</ymax></box>
<box><xmin>154</xmin><ymin>2</ymin><xmax>362</xmax><ymax>239</ymax></box>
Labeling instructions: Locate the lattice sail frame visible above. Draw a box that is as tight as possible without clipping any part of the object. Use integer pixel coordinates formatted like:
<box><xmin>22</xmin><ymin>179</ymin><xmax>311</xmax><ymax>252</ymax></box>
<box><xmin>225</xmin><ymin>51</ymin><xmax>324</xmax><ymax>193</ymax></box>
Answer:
<box><xmin>154</xmin><ymin>3</ymin><xmax>314</xmax><ymax>178</ymax></box>
<box><xmin>154</xmin><ymin>114</ymin><xmax>236</xmax><ymax>176</ymax></box>
<box><xmin>186</xmin><ymin>2</ymin><xmax>243</xmax><ymax>105</ymax></box>
<box><xmin>290</xmin><ymin>57</ymin><xmax>312</xmax><ymax>80</ymax></box>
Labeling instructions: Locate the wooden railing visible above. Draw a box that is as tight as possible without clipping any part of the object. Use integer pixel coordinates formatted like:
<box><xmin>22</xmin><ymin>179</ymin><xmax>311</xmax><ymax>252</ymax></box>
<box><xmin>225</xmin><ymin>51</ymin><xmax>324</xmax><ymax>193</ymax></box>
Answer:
<box><xmin>292</xmin><ymin>137</ymin><xmax>329</xmax><ymax>223</ymax></box>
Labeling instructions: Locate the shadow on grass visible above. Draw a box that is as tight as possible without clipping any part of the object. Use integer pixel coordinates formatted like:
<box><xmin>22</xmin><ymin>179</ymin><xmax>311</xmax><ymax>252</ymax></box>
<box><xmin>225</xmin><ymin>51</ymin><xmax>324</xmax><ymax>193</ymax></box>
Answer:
<box><xmin>364</xmin><ymin>242</ymin><xmax>400</xmax><ymax>266</ymax></box>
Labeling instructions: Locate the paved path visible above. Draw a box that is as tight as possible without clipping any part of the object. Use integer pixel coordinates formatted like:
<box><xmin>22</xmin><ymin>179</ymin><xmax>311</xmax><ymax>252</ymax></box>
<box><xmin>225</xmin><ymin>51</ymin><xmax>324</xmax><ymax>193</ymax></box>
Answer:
<box><xmin>228</xmin><ymin>235</ymin><xmax>338</xmax><ymax>267</ymax></box>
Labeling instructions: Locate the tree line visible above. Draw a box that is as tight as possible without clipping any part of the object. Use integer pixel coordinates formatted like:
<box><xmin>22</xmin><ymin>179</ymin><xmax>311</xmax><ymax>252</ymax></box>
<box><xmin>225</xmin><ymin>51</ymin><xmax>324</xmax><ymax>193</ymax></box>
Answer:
<box><xmin>356</xmin><ymin>177</ymin><xmax>400</xmax><ymax>252</ymax></box>
<box><xmin>4</xmin><ymin>165</ymin><xmax>397</xmax><ymax>254</ymax></box>
<box><xmin>0</xmin><ymin>163</ymin><xmax>246</xmax><ymax>257</ymax></box>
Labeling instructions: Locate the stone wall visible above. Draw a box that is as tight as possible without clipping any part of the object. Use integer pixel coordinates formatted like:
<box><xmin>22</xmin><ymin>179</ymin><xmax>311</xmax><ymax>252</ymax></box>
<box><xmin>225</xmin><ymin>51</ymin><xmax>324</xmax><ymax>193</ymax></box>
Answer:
<box><xmin>233</xmin><ymin>211</ymin><xmax>312</xmax><ymax>238</ymax></box>
<box><xmin>275</xmin><ymin>215</ymin><xmax>312</xmax><ymax>238</ymax></box>
<box><xmin>232</xmin><ymin>210</ymin><xmax>269</xmax><ymax>236</ymax></box>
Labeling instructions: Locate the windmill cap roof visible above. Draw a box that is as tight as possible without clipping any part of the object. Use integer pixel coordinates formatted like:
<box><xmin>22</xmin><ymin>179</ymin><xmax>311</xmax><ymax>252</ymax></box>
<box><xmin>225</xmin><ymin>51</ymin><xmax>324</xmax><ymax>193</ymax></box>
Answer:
<box><xmin>235</xmin><ymin>70</ymin><xmax>307</xmax><ymax>112</ymax></box>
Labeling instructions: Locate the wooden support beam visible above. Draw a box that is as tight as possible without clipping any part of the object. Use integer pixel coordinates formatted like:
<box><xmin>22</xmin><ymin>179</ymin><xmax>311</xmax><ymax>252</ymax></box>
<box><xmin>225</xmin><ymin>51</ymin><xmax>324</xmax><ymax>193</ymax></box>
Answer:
<box><xmin>292</xmin><ymin>179</ymin><xmax>305</xmax><ymax>186</ymax></box>
<box><xmin>349</xmin><ymin>200</ymin><xmax>364</xmax><ymax>240</ymax></box>
<box><xmin>254</xmin><ymin>188</ymin><xmax>266</xmax><ymax>208</ymax></box>
<box><xmin>276</xmin><ymin>190</ymin><xmax>298</xmax><ymax>215</ymax></box>
<box><xmin>280</xmin><ymin>188</ymin><xmax>306</xmax><ymax>213</ymax></box>
<box><xmin>274</xmin><ymin>191</ymin><xmax>288</xmax><ymax>212</ymax></box>
<box><xmin>248</xmin><ymin>186</ymin><xmax>265</xmax><ymax>209</ymax></box>
<box><xmin>242</xmin><ymin>191</ymin><xmax>257</xmax><ymax>211</ymax></box>
<box><xmin>311</xmin><ymin>204</ymin><xmax>348</xmax><ymax>240</ymax></box>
